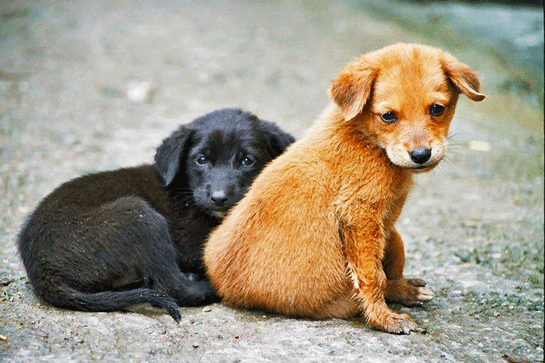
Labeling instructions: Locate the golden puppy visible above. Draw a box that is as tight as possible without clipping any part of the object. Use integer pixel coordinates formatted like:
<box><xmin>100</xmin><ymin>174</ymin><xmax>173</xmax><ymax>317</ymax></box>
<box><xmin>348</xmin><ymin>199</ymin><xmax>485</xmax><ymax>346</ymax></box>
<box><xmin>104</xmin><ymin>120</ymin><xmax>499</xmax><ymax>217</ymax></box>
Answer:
<box><xmin>204</xmin><ymin>43</ymin><xmax>485</xmax><ymax>334</ymax></box>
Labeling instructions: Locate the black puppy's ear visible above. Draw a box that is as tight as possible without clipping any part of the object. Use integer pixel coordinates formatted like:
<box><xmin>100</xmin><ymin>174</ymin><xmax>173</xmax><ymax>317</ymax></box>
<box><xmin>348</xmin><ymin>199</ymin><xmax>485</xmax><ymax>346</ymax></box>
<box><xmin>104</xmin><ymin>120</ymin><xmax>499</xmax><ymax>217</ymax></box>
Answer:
<box><xmin>154</xmin><ymin>126</ymin><xmax>193</xmax><ymax>187</ymax></box>
<box><xmin>259</xmin><ymin>120</ymin><xmax>296</xmax><ymax>158</ymax></box>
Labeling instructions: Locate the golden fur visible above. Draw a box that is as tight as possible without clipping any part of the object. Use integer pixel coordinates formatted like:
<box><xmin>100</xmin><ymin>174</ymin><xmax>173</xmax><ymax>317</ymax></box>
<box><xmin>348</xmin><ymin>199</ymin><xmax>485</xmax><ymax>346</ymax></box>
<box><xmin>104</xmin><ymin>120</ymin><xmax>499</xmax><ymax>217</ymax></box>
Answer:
<box><xmin>204</xmin><ymin>43</ymin><xmax>485</xmax><ymax>334</ymax></box>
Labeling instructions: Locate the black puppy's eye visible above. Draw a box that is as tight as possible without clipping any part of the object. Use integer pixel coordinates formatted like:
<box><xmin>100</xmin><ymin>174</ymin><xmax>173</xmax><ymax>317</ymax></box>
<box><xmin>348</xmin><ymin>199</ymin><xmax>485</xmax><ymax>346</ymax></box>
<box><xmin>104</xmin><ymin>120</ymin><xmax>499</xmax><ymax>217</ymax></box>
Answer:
<box><xmin>429</xmin><ymin>104</ymin><xmax>445</xmax><ymax>117</ymax></box>
<box><xmin>380</xmin><ymin>111</ymin><xmax>397</xmax><ymax>123</ymax></box>
<box><xmin>196</xmin><ymin>156</ymin><xmax>208</xmax><ymax>165</ymax></box>
<box><xmin>242</xmin><ymin>156</ymin><xmax>255</xmax><ymax>166</ymax></box>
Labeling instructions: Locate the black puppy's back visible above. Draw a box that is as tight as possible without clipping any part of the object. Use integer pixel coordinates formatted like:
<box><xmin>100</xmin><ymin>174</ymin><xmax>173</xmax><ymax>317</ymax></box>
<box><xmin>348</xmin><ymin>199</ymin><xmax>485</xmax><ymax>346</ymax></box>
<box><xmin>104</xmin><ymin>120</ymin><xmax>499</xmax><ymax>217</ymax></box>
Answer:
<box><xmin>18</xmin><ymin>166</ymin><xmax>214</xmax><ymax>321</ymax></box>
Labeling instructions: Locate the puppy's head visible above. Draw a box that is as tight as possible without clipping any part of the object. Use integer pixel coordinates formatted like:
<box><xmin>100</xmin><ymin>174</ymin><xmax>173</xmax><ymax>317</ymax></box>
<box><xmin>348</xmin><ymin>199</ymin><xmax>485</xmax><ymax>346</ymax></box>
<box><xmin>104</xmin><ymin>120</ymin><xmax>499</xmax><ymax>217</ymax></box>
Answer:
<box><xmin>329</xmin><ymin>43</ymin><xmax>485</xmax><ymax>171</ymax></box>
<box><xmin>155</xmin><ymin>108</ymin><xmax>294</xmax><ymax>218</ymax></box>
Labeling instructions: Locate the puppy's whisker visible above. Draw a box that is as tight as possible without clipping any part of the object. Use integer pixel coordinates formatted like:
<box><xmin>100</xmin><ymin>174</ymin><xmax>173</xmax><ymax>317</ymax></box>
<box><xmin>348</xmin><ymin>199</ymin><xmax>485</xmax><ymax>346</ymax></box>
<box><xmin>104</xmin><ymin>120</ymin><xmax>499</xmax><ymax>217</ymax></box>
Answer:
<box><xmin>448</xmin><ymin>130</ymin><xmax>471</xmax><ymax>138</ymax></box>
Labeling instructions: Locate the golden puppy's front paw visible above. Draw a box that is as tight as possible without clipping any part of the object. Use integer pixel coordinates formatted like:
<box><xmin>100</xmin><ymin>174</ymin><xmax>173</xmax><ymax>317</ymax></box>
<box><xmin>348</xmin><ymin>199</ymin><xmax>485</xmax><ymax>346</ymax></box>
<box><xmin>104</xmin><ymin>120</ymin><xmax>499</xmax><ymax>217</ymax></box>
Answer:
<box><xmin>365</xmin><ymin>304</ymin><xmax>418</xmax><ymax>335</ymax></box>
<box><xmin>385</xmin><ymin>278</ymin><xmax>434</xmax><ymax>307</ymax></box>
<box><xmin>372</xmin><ymin>311</ymin><xmax>418</xmax><ymax>335</ymax></box>
<box><xmin>386</xmin><ymin>313</ymin><xmax>418</xmax><ymax>335</ymax></box>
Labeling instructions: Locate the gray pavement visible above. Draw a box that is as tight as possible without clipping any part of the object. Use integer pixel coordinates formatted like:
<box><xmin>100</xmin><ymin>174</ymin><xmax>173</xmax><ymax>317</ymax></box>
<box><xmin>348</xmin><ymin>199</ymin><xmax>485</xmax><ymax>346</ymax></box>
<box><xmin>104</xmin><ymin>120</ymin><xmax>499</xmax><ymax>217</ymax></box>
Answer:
<box><xmin>1</xmin><ymin>1</ymin><xmax>543</xmax><ymax>362</ymax></box>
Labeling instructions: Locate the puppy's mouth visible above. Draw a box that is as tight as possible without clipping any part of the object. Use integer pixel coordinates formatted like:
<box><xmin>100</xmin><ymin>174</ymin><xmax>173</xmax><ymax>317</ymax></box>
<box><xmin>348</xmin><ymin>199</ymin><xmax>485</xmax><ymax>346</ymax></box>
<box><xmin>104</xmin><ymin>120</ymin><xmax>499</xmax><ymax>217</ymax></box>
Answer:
<box><xmin>387</xmin><ymin>158</ymin><xmax>439</xmax><ymax>172</ymax></box>
<box><xmin>386</xmin><ymin>146</ymin><xmax>444</xmax><ymax>172</ymax></box>
<box><xmin>206</xmin><ymin>205</ymin><xmax>234</xmax><ymax>219</ymax></box>
<box><xmin>210</xmin><ymin>209</ymin><xmax>228</xmax><ymax>219</ymax></box>
<box><xmin>410</xmin><ymin>163</ymin><xmax>438</xmax><ymax>173</ymax></box>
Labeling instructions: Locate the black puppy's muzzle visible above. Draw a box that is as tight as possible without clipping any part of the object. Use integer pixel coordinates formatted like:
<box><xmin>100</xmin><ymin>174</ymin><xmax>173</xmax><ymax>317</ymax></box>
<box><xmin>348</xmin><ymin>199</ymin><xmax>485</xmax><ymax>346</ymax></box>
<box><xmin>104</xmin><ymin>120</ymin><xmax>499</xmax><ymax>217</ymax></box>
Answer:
<box><xmin>206</xmin><ymin>186</ymin><xmax>237</xmax><ymax>218</ymax></box>
<box><xmin>206</xmin><ymin>173</ymin><xmax>238</xmax><ymax>211</ymax></box>
<box><xmin>210</xmin><ymin>190</ymin><xmax>229</xmax><ymax>207</ymax></box>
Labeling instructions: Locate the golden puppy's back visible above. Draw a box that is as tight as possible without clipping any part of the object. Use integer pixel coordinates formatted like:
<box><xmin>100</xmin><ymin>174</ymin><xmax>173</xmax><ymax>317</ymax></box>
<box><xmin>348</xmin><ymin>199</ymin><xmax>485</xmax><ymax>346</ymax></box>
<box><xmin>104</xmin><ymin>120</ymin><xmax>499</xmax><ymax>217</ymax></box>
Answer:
<box><xmin>204</xmin><ymin>127</ymin><xmax>355</xmax><ymax>317</ymax></box>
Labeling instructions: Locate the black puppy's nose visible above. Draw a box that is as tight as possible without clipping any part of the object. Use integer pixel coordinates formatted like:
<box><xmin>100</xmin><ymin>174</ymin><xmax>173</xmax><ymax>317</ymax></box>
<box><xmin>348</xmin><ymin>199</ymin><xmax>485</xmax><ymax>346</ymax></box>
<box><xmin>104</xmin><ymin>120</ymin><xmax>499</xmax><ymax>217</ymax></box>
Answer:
<box><xmin>409</xmin><ymin>148</ymin><xmax>432</xmax><ymax>164</ymax></box>
<box><xmin>210</xmin><ymin>191</ymin><xmax>229</xmax><ymax>206</ymax></box>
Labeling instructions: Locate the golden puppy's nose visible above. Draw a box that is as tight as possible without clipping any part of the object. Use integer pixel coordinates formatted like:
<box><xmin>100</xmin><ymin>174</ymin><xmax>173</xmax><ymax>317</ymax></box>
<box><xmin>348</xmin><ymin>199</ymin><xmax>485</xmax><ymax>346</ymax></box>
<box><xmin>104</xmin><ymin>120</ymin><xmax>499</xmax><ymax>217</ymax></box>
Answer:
<box><xmin>409</xmin><ymin>148</ymin><xmax>431</xmax><ymax>164</ymax></box>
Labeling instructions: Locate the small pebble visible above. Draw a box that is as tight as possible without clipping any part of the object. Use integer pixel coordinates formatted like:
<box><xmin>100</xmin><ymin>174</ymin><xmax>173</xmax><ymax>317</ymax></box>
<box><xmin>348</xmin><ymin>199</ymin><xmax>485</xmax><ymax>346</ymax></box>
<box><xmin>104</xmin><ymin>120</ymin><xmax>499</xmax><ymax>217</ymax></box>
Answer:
<box><xmin>454</xmin><ymin>251</ymin><xmax>471</xmax><ymax>263</ymax></box>
<box><xmin>126</xmin><ymin>82</ymin><xmax>155</xmax><ymax>103</ymax></box>
<box><xmin>0</xmin><ymin>278</ymin><xmax>14</xmax><ymax>287</ymax></box>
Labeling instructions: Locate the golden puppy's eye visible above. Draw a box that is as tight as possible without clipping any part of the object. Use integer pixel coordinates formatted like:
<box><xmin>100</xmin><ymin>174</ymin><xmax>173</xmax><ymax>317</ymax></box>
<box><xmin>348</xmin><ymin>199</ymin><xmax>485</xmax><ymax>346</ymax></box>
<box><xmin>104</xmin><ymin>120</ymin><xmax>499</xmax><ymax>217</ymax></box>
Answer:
<box><xmin>429</xmin><ymin>104</ymin><xmax>445</xmax><ymax>117</ymax></box>
<box><xmin>380</xmin><ymin>111</ymin><xmax>397</xmax><ymax>123</ymax></box>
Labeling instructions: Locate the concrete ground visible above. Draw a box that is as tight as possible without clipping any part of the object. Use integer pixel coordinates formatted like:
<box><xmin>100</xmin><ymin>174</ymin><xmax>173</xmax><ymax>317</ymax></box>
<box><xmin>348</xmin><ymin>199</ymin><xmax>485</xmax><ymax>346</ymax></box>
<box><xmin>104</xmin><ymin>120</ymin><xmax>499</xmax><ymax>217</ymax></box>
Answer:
<box><xmin>1</xmin><ymin>1</ymin><xmax>543</xmax><ymax>362</ymax></box>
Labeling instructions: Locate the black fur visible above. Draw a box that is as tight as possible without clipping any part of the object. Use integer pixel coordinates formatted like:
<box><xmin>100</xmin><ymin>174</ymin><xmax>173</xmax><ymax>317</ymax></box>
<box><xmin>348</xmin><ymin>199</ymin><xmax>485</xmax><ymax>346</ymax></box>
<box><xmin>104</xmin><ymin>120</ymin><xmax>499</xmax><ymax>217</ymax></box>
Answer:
<box><xmin>17</xmin><ymin>108</ymin><xmax>295</xmax><ymax>321</ymax></box>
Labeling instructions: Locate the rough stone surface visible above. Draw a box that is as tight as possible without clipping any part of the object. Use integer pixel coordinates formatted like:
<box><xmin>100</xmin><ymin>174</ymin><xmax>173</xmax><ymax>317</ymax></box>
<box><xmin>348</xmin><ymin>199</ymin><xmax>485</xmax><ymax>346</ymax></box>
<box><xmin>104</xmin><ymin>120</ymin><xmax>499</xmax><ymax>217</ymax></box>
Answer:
<box><xmin>1</xmin><ymin>1</ymin><xmax>543</xmax><ymax>362</ymax></box>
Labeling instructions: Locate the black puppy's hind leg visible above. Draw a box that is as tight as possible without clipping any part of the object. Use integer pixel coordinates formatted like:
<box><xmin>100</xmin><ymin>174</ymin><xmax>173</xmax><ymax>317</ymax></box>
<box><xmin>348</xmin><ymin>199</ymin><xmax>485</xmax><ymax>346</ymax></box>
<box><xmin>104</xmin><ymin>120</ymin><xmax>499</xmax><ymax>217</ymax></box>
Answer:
<box><xmin>28</xmin><ymin>196</ymin><xmax>186</xmax><ymax>321</ymax></box>
<box><xmin>111</xmin><ymin>198</ymin><xmax>219</xmax><ymax>309</ymax></box>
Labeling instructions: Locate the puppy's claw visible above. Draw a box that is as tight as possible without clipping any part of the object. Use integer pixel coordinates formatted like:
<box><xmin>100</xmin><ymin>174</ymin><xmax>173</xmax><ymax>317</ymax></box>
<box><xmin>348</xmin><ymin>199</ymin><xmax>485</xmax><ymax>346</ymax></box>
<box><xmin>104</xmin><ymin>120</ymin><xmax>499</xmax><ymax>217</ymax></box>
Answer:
<box><xmin>401</xmin><ymin>321</ymin><xmax>418</xmax><ymax>335</ymax></box>
<box><xmin>416</xmin><ymin>285</ymin><xmax>434</xmax><ymax>302</ymax></box>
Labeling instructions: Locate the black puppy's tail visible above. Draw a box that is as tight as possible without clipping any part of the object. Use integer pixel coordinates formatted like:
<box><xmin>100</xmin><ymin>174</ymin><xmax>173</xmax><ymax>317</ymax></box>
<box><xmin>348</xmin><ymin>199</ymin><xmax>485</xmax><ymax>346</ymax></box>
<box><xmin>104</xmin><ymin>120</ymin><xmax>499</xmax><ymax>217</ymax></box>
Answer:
<box><xmin>41</xmin><ymin>286</ymin><xmax>181</xmax><ymax>322</ymax></box>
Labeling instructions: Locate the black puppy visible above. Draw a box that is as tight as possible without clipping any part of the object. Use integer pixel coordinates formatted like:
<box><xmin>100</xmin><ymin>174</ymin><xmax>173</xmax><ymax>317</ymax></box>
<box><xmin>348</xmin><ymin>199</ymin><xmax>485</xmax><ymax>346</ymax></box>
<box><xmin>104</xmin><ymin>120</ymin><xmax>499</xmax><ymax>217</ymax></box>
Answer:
<box><xmin>17</xmin><ymin>108</ymin><xmax>294</xmax><ymax>321</ymax></box>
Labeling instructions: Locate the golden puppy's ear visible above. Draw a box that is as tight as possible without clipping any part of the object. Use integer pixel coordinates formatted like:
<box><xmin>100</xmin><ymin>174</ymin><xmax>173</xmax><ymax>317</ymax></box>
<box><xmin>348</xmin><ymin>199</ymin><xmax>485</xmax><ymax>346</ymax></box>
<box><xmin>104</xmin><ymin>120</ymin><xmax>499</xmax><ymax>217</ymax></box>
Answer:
<box><xmin>329</xmin><ymin>63</ymin><xmax>375</xmax><ymax>120</ymax></box>
<box><xmin>441</xmin><ymin>54</ymin><xmax>486</xmax><ymax>102</ymax></box>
